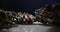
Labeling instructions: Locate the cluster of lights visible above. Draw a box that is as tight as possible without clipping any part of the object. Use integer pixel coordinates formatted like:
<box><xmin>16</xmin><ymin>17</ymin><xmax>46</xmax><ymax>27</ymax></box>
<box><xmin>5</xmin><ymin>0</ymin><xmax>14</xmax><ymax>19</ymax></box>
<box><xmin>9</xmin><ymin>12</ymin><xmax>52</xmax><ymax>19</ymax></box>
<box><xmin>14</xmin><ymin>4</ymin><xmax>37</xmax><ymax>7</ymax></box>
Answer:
<box><xmin>0</xmin><ymin>4</ymin><xmax>60</xmax><ymax>30</ymax></box>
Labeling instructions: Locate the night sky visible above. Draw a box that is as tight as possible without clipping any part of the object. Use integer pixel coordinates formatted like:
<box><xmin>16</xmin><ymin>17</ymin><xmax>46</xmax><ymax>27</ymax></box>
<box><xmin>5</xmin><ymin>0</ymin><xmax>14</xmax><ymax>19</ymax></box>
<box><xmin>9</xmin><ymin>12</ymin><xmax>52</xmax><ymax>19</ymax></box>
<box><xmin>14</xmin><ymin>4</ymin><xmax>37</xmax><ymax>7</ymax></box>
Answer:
<box><xmin>0</xmin><ymin>0</ymin><xmax>60</xmax><ymax>15</ymax></box>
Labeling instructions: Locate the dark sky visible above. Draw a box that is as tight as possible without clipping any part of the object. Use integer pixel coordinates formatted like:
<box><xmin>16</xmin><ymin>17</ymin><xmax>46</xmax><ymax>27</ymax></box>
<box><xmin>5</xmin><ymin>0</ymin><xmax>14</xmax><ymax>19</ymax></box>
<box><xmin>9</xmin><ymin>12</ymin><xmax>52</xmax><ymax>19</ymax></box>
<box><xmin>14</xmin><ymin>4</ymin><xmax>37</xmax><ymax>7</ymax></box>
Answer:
<box><xmin>0</xmin><ymin>0</ymin><xmax>60</xmax><ymax>14</ymax></box>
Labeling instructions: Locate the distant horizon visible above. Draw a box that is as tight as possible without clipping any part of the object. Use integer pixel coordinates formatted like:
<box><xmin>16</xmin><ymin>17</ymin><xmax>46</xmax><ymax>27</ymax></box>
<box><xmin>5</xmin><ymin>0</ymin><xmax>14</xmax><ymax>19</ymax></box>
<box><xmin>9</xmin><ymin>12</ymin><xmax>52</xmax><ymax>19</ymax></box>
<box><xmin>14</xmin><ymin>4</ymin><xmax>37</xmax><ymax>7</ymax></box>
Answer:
<box><xmin>0</xmin><ymin>0</ymin><xmax>60</xmax><ymax>15</ymax></box>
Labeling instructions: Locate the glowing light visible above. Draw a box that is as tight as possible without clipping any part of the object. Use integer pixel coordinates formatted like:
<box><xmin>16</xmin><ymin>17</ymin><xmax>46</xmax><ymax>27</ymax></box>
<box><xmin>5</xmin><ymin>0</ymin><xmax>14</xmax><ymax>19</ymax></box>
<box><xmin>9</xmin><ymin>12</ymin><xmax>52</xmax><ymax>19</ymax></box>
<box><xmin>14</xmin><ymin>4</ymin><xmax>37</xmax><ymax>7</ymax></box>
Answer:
<box><xmin>25</xmin><ymin>15</ymin><xmax>28</xmax><ymax>18</ymax></box>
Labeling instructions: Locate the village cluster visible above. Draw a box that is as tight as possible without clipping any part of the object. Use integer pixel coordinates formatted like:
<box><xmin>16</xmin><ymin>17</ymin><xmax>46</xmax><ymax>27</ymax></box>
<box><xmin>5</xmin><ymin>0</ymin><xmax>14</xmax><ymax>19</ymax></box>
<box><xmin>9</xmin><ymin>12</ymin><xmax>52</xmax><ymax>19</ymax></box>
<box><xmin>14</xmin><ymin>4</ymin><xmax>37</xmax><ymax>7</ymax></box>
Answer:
<box><xmin>0</xmin><ymin>4</ymin><xmax>60</xmax><ymax>29</ymax></box>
